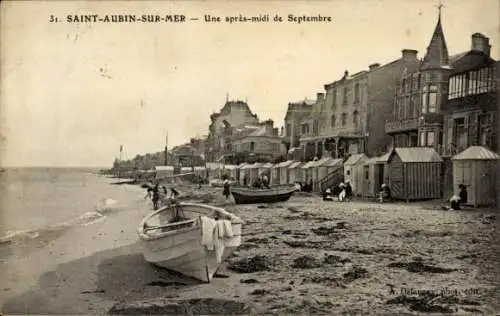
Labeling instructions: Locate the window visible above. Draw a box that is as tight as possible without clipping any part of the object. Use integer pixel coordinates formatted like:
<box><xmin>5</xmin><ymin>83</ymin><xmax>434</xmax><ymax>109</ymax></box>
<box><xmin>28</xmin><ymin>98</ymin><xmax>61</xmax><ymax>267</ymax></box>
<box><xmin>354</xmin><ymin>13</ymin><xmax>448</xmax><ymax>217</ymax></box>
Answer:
<box><xmin>341</xmin><ymin>113</ymin><xmax>347</xmax><ymax>126</ymax></box>
<box><xmin>250</xmin><ymin>142</ymin><xmax>255</xmax><ymax>151</ymax></box>
<box><xmin>399</xmin><ymin>97</ymin><xmax>405</xmax><ymax>118</ymax></box>
<box><xmin>412</xmin><ymin>73</ymin><xmax>420</xmax><ymax>92</ymax></box>
<box><xmin>478</xmin><ymin>68</ymin><xmax>490</xmax><ymax>93</ymax></box>
<box><xmin>468</xmin><ymin>70</ymin><xmax>478</xmax><ymax>95</ymax></box>
<box><xmin>343</xmin><ymin>88</ymin><xmax>348</xmax><ymax>105</ymax></box>
<box><xmin>419</xmin><ymin>131</ymin><xmax>426</xmax><ymax>146</ymax></box>
<box><xmin>313</xmin><ymin>120</ymin><xmax>319</xmax><ymax>135</ymax></box>
<box><xmin>286</xmin><ymin>123</ymin><xmax>291</xmax><ymax>137</ymax></box>
<box><xmin>453</xmin><ymin>117</ymin><xmax>468</xmax><ymax>151</ymax></box>
<box><xmin>332</xmin><ymin>90</ymin><xmax>337</xmax><ymax>108</ymax></box>
<box><xmin>478</xmin><ymin>114</ymin><xmax>492</xmax><ymax>147</ymax></box>
<box><xmin>331</xmin><ymin>115</ymin><xmax>336</xmax><ymax>128</ymax></box>
<box><xmin>401</xmin><ymin>79</ymin><xmax>406</xmax><ymax>93</ymax></box>
<box><xmin>427</xmin><ymin>131</ymin><xmax>435</xmax><ymax>146</ymax></box>
<box><xmin>421</xmin><ymin>86</ymin><xmax>428</xmax><ymax>113</ymax></box>
<box><xmin>354</xmin><ymin>83</ymin><xmax>360</xmax><ymax>102</ymax></box>
<box><xmin>364</xmin><ymin>165</ymin><xmax>369</xmax><ymax>179</ymax></box>
<box><xmin>410</xmin><ymin>95</ymin><xmax>418</xmax><ymax>117</ymax></box>
<box><xmin>428</xmin><ymin>85</ymin><xmax>437</xmax><ymax>113</ymax></box>
<box><xmin>301</xmin><ymin>124</ymin><xmax>309</xmax><ymax>135</ymax></box>
<box><xmin>422</xmin><ymin>85</ymin><xmax>437</xmax><ymax>113</ymax></box>
<box><xmin>353</xmin><ymin>111</ymin><xmax>359</xmax><ymax>127</ymax></box>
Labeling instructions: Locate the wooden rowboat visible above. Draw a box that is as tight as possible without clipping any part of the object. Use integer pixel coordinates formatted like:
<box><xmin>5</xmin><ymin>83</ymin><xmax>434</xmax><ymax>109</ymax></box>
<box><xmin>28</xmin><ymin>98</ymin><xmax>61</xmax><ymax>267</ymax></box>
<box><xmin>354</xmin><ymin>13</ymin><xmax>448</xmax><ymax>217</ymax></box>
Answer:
<box><xmin>230</xmin><ymin>186</ymin><xmax>297</xmax><ymax>205</ymax></box>
<box><xmin>137</xmin><ymin>202</ymin><xmax>243</xmax><ymax>282</ymax></box>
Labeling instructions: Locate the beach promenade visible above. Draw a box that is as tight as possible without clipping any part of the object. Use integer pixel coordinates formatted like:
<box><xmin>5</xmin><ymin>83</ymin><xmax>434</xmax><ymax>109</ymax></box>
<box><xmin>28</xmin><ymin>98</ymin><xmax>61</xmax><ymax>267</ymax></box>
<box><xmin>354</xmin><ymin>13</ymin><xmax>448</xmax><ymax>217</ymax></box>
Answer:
<box><xmin>1</xmin><ymin>185</ymin><xmax>499</xmax><ymax>315</ymax></box>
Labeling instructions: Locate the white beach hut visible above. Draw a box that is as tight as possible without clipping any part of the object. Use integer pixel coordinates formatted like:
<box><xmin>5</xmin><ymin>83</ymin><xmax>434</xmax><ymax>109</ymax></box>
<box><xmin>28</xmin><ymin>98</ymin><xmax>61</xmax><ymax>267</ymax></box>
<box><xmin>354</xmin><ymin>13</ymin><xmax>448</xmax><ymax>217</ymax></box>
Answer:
<box><xmin>300</xmin><ymin>160</ymin><xmax>317</xmax><ymax>184</ymax></box>
<box><xmin>287</xmin><ymin>161</ymin><xmax>304</xmax><ymax>185</ymax></box>
<box><xmin>275</xmin><ymin>160</ymin><xmax>295</xmax><ymax>185</ymax></box>
<box><xmin>155</xmin><ymin>166</ymin><xmax>174</xmax><ymax>180</ymax></box>
<box><xmin>343</xmin><ymin>153</ymin><xmax>368</xmax><ymax>196</ymax></box>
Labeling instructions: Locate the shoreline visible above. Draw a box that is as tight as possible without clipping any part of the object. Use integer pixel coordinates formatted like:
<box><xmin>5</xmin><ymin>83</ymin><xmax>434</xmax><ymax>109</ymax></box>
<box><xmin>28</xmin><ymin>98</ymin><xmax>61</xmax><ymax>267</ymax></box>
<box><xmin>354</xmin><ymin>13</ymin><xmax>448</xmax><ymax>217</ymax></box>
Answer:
<box><xmin>1</xmin><ymin>184</ymin><xmax>499</xmax><ymax>314</ymax></box>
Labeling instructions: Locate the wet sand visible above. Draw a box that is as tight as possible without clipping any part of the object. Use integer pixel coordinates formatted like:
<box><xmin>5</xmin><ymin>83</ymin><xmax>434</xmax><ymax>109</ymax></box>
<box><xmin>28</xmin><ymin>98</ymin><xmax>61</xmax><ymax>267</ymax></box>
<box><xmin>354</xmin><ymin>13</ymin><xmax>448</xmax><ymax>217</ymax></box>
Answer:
<box><xmin>1</xmin><ymin>184</ymin><xmax>499</xmax><ymax>315</ymax></box>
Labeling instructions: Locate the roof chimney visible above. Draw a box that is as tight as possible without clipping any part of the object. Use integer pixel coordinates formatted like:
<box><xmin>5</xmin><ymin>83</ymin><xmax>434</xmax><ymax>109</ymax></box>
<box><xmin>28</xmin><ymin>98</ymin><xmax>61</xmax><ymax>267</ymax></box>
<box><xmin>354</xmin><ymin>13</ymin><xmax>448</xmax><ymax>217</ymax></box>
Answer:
<box><xmin>317</xmin><ymin>92</ymin><xmax>325</xmax><ymax>101</ymax></box>
<box><xmin>471</xmin><ymin>33</ymin><xmax>491</xmax><ymax>56</ymax></box>
<box><xmin>343</xmin><ymin>70</ymin><xmax>349</xmax><ymax>80</ymax></box>
<box><xmin>369</xmin><ymin>63</ymin><xmax>380</xmax><ymax>71</ymax></box>
<box><xmin>401</xmin><ymin>49</ymin><xmax>418</xmax><ymax>61</ymax></box>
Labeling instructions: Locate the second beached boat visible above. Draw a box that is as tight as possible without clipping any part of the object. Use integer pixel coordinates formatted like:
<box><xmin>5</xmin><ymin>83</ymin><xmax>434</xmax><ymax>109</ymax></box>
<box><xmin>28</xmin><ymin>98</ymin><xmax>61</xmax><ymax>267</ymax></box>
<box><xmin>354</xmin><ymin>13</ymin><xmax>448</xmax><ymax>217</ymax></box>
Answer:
<box><xmin>230</xmin><ymin>186</ymin><xmax>297</xmax><ymax>204</ymax></box>
<box><xmin>137</xmin><ymin>202</ymin><xmax>243</xmax><ymax>283</ymax></box>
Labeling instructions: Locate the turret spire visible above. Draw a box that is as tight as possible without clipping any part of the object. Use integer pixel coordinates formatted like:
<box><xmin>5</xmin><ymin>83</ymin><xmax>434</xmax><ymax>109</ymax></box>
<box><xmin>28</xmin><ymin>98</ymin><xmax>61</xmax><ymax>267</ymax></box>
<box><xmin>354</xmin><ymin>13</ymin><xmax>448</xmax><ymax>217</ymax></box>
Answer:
<box><xmin>422</xmin><ymin>1</ymin><xmax>449</xmax><ymax>69</ymax></box>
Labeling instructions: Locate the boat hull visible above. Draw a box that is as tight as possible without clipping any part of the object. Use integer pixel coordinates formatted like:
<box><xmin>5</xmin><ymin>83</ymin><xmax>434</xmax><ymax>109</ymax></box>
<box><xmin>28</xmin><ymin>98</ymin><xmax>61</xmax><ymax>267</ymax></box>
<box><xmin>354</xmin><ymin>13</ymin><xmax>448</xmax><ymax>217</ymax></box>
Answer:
<box><xmin>139</xmin><ymin>224</ymin><xmax>241</xmax><ymax>282</ymax></box>
<box><xmin>138</xmin><ymin>203</ymin><xmax>243</xmax><ymax>283</ymax></box>
<box><xmin>230</xmin><ymin>187</ymin><xmax>296</xmax><ymax>205</ymax></box>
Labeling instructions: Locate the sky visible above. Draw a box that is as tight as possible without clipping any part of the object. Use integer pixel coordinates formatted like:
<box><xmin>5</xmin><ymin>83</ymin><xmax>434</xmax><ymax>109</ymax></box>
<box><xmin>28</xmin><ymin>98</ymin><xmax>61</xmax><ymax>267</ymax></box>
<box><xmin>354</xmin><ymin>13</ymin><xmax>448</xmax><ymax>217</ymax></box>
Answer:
<box><xmin>0</xmin><ymin>0</ymin><xmax>498</xmax><ymax>167</ymax></box>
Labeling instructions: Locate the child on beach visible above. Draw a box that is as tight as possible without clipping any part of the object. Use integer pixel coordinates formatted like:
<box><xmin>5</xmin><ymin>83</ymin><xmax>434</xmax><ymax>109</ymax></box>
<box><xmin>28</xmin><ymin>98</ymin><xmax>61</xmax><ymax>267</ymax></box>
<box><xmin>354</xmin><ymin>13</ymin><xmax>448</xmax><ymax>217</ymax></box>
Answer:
<box><xmin>222</xmin><ymin>176</ymin><xmax>231</xmax><ymax>199</ymax></box>
<box><xmin>442</xmin><ymin>184</ymin><xmax>467</xmax><ymax>211</ymax></box>
<box><xmin>338</xmin><ymin>183</ymin><xmax>346</xmax><ymax>202</ymax></box>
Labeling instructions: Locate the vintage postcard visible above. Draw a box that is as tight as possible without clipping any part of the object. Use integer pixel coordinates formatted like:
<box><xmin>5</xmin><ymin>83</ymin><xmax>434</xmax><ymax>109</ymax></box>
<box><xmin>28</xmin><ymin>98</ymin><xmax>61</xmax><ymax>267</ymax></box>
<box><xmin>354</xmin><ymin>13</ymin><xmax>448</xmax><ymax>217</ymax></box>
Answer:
<box><xmin>1</xmin><ymin>0</ymin><xmax>499</xmax><ymax>314</ymax></box>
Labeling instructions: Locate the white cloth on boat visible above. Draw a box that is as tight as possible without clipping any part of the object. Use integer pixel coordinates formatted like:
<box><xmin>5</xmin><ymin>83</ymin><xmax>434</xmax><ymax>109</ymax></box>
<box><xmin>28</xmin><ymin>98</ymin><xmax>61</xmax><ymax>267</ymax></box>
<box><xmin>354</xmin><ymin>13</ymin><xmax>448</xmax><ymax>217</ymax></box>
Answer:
<box><xmin>199</xmin><ymin>216</ymin><xmax>234</xmax><ymax>263</ymax></box>
<box><xmin>200</xmin><ymin>216</ymin><xmax>217</xmax><ymax>250</ymax></box>
<box><xmin>217</xmin><ymin>220</ymin><xmax>233</xmax><ymax>238</ymax></box>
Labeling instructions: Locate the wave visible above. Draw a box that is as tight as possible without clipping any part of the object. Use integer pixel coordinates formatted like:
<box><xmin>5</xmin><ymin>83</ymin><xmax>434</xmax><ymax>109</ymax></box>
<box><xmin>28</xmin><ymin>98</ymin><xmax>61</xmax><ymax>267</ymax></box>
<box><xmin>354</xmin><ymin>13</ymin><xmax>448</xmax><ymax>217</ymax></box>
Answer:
<box><xmin>0</xmin><ymin>197</ymin><xmax>130</xmax><ymax>245</ymax></box>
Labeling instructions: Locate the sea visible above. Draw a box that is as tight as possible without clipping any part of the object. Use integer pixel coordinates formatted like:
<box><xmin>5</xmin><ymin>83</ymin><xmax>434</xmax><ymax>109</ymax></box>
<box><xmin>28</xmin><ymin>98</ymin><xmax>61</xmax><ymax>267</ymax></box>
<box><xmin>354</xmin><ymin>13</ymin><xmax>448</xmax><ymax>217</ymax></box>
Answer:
<box><xmin>0</xmin><ymin>167</ymin><xmax>145</xmax><ymax>244</ymax></box>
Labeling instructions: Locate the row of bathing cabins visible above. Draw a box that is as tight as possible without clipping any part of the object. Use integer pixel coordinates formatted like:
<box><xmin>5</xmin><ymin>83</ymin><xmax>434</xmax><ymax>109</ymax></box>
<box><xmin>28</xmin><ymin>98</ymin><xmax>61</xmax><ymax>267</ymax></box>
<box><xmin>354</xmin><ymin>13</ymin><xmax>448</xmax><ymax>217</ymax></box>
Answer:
<box><xmin>200</xmin><ymin>10</ymin><xmax>499</xmax><ymax>208</ymax></box>
<box><xmin>203</xmin><ymin>144</ymin><xmax>498</xmax><ymax>208</ymax></box>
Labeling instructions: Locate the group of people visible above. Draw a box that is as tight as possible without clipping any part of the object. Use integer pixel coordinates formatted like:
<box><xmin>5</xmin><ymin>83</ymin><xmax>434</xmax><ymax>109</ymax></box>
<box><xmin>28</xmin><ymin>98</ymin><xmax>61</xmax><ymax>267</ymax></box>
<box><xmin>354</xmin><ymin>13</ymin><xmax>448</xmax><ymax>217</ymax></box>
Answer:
<box><xmin>322</xmin><ymin>180</ymin><xmax>354</xmax><ymax>202</ymax></box>
<box><xmin>145</xmin><ymin>181</ymin><xmax>180</xmax><ymax>210</ymax></box>
<box><xmin>322</xmin><ymin>181</ymin><xmax>392</xmax><ymax>203</ymax></box>
<box><xmin>252</xmin><ymin>175</ymin><xmax>270</xmax><ymax>189</ymax></box>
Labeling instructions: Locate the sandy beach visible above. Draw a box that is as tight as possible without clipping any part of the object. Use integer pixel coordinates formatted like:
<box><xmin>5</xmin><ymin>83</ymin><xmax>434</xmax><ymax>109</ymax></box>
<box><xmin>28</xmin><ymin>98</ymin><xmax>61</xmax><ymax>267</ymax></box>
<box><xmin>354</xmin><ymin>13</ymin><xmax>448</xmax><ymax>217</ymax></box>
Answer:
<box><xmin>1</xmin><ymin>184</ymin><xmax>499</xmax><ymax>315</ymax></box>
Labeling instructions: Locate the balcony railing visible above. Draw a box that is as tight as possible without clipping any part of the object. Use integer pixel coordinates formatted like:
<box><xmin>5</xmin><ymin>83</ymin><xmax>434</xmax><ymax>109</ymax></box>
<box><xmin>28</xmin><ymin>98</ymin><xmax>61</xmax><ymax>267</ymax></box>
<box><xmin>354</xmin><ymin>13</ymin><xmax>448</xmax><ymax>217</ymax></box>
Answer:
<box><xmin>385</xmin><ymin>117</ymin><xmax>418</xmax><ymax>133</ymax></box>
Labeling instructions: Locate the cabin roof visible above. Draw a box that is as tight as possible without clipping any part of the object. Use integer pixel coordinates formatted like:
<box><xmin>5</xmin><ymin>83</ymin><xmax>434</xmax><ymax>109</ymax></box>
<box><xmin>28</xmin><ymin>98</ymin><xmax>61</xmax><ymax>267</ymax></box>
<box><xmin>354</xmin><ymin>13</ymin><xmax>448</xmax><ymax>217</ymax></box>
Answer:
<box><xmin>344</xmin><ymin>153</ymin><xmax>368</xmax><ymax>165</ymax></box>
<box><xmin>288</xmin><ymin>161</ymin><xmax>303</xmax><ymax>169</ymax></box>
<box><xmin>155</xmin><ymin>166</ymin><xmax>174</xmax><ymax>171</ymax></box>
<box><xmin>310</xmin><ymin>157</ymin><xmax>334</xmax><ymax>167</ymax></box>
<box><xmin>273</xmin><ymin>160</ymin><xmax>295</xmax><ymax>168</ymax></box>
<box><xmin>393</xmin><ymin>147</ymin><xmax>443</xmax><ymax>163</ymax></box>
<box><xmin>301</xmin><ymin>160</ymin><xmax>317</xmax><ymax>169</ymax></box>
<box><xmin>364</xmin><ymin>152</ymin><xmax>391</xmax><ymax>165</ymax></box>
<box><xmin>452</xmin><ymin>146</ymin><xmax>500</xmax><ymax>160</ymax></box>
<box><xmin>237</xmin><ymin>162</ymin><xmax>248</xmax><ymax>168</ymax></box>
<box><xmin>324</xmin><ymin>158</ymin><xmax>343</xmax><ymax>167</ymax></box>
<box><xmin>223</xmin><ymin>164</ymin><xmax>238</xmax><ymax>170</ymax></box>
<box><xmin>261</xmin><ymin>162</ymin><xmax>274</xmax><ymax>168</ymax></box>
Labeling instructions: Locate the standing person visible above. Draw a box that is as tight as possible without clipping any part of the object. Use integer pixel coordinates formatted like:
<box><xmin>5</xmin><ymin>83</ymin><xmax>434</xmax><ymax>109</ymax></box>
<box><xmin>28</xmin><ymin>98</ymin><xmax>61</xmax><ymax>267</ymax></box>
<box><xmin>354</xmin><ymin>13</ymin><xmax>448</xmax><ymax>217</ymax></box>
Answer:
<box><xmin>458</xmin><ymin>184</ymin><xmax>468</xmax><ymax>205</ymax></box>
<box><xmin>338</xmin><ymin>182</ymin><xmax>346</xmax><ymax>202</ymax></box>
<box><xmin>379</xmin><ymin>183</ymin><xmax>391</xmax><ymax>203</ymax></box>
<box><xmin>222</xmin><ymin>176</ymin><xmax>231</xmax><ymax>199</ymax></box>
<box><xmin>262</xmin><ymin>174</ymin><xmax>270</xmax><ymax>189</ymax></box>
<box><xmin>344</xmin><ymin>180</ymin><xmax>353</xmax><ymax>201</ymax></box>
<box><xmin>152</xmin><ymin>183</ymin><xmax>160</xmax><ymax>210</ymax></box>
